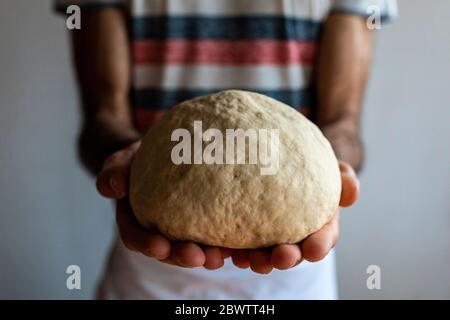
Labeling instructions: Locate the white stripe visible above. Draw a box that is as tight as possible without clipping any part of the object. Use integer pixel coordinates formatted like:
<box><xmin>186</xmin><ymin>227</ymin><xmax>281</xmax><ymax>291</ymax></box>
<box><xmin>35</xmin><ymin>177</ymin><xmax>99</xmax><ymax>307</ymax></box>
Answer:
<box><xmin>332</xmin><ymin>0</ymin><xmax>398</xmax><ymax>19</ymax></box>
<box><xmin>133</xmin><ymin>65</ymin><xmax>311</xmax><ymax>90</ymax></box>
<box><xmin>131</xmin><ymin>0</ymin><xmax>331</xmax><ymax>21</ymax></box>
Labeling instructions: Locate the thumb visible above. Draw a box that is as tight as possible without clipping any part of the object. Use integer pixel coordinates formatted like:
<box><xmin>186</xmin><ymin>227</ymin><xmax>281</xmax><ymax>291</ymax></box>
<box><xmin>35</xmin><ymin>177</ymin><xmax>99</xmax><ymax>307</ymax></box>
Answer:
<box><xmin>96</xmin><ymin>141</ymin><xmax>141</xmax><ymax>199</ymax></box>
<box><xmin>338</xmin><ymin>161</ymin><xmax>360</xmax><ymax>207</ymax></box>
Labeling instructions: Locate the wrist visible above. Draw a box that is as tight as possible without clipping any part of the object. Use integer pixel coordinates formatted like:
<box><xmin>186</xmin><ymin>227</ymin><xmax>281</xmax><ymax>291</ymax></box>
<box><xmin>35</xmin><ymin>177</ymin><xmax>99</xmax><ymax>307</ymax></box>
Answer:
<box><xmin>79</xmin><ymin>110</ymin><xmax>141</xmax><ymax>175</ymax></box>
<box><xmin>320</xmin><ymin>121</ymin><xmax>364</xmax><ymax>173</ymax></box>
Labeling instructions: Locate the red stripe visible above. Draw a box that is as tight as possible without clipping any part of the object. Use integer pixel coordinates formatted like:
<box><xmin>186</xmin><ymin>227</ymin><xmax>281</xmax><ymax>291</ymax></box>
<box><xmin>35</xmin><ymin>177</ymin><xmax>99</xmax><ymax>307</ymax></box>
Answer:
<box><xmin>133</xmin><ymin>40</ymin><xmax>316</xmax><ymax>65</ymax></box>
<box><xmin>134</xmin><ymin>107</ymin><xmax>310</xmax><ymax>133</ymax></box>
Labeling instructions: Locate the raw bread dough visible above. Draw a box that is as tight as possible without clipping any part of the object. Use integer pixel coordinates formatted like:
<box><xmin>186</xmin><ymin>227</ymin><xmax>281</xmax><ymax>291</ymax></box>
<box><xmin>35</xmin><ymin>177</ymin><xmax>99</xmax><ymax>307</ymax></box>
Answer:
<box><xmin>130</xmin><ymin>90</ymin><xmax>341</xmax><ymax>248</ymax></box>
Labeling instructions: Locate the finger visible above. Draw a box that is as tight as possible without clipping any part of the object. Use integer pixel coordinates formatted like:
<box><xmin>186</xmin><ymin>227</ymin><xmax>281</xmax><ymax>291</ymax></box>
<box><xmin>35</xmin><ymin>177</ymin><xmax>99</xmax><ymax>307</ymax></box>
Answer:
<box><xmin>97</xmin><ymin>165</ymin><xmax>130</xmax><ymax>199</ymax></box>
<box><xmin>301</xmin><ymin>212</ymin><xmax>340</xmax><ymax>262</ymax></box>
<box><xmin>249</xmin><ymin>250</ymin><xmax>273</xmax><ymax>274</ymax></box>
<box><xmin>231</xmin><ymin>250</ymin><xmax>250</xmax><ymax>269</ymax></box>
<box><xmin>171</xmin><ymin>242</ymin><xmax>206</xmax><ymax>268</ymax></box>
<box><xmin>221</xmin><ymin>248</ymin><xmax>232</xmax><ymax>259</ymax></box>
<box><xmin>338</xmin><ymin>161</ymin><xmax>360</xmax><ymax>207</ymax></box>
<box><xmin>270</xmin><ymin>244</ymin><xmax>302</xmax><ymax>270</ymax></box>
<box><xmin>203</xmin><ymin>246</ymin><xmax>225</xmax><ymax>270</ymax></box>
<box><xmin>116</xmin><ymin>200</ymin><xmax>171</xmax><ymax>260</ymax></box>
<box><xmin>96</xmin><ymin>141</ymin><xmax>141</xmax><ymax>199</ymax></box>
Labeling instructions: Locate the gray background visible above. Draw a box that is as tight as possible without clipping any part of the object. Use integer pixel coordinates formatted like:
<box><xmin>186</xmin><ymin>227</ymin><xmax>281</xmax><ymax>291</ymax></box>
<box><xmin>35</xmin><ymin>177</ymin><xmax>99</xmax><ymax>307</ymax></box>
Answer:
<box><xmin>0</xmin><ymin>0</ymin><xmax>449</xmax><ymax>299</ymax></box>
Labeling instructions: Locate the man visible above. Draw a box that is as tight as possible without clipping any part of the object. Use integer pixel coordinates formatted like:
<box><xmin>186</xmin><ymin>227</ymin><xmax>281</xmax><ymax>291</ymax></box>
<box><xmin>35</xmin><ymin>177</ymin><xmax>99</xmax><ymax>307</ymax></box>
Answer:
<box><xmin>56</xmin><ymin>0</ymin><xmax>397</xmax><ymax>299</ymax></box>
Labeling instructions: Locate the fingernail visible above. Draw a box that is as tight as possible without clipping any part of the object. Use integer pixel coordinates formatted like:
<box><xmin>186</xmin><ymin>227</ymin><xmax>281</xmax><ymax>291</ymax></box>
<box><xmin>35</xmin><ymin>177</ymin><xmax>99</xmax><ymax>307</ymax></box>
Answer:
<box><xmin>292</xmin><ymin>258</ymin><xmax>303</xmax><ymax>267</ymax></box>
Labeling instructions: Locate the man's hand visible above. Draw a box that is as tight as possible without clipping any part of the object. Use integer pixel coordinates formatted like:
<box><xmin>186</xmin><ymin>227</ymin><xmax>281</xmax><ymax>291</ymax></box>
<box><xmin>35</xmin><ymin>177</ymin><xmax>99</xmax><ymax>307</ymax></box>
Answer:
<box><xmin>231</xmin><ymin>161</ymin><xmax>359</xmax><ymax>274</ymax></box>
<box><xmin>96</xmin><ymin>142</ymin><xmax>359</xmax><ymax>273</ymax></box>
<box><xmin>97</xmin><ymin>141</ymin><xmax>233</xmax><ymax>269</ymax></box>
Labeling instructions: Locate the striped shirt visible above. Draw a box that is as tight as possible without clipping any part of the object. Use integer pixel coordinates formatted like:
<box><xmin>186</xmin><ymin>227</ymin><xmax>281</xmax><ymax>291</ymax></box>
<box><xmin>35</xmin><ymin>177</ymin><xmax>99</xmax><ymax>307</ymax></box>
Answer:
<box><xmin>55</xmin><ymin>0</ymin><xmax>397</xmax><ymax>300</ymax></box>
<box><xmin>57</xmin><ymin>0</ymin><xmax>397</xmax><ymax>134</ymax></box>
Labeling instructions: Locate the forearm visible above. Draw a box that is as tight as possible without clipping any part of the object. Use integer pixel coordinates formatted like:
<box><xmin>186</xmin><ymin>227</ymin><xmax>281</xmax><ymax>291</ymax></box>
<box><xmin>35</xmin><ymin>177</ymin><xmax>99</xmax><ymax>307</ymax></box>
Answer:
<box><xmin>315</xmin><ymin>13</ymin><xmax>374</xmax><ymax>172</ymax></box>
<box><xmin>70</xmin><ymin>8</ymin><xmax>140</xmax><ymax>174</ymax></box>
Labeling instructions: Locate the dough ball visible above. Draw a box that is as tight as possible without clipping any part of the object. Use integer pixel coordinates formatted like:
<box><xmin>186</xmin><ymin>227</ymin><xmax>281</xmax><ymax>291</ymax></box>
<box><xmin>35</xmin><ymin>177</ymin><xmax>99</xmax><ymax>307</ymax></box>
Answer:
<box><xmin>130</xmin><ymin>90</ymin><xmax>341</xmax><ymax>248</ymax></box>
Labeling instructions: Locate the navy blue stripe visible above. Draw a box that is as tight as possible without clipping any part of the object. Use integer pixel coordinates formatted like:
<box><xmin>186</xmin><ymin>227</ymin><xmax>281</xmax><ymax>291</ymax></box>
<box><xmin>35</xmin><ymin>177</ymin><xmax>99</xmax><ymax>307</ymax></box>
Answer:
<box><xmin>132</xmin><ymin>16</ymin><xmax>321</xmax><ymax>41</ymax></box>
<box><xmin>132</xmin><ymin>88</ymin><xmax>313</xmax><ymax>110</ymax></box>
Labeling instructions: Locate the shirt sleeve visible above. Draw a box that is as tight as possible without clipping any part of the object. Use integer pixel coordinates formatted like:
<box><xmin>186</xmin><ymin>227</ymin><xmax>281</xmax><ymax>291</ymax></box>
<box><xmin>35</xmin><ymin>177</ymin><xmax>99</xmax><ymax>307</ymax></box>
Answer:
<box><xmin>331</xmin><ymin>0</ymin><xmax>398</xmax><ymax>22</ymax></box>
<box><xmin>54</xmin><ymin>0</ymin><xmax>126</xmax><ymax>14</ymax></box>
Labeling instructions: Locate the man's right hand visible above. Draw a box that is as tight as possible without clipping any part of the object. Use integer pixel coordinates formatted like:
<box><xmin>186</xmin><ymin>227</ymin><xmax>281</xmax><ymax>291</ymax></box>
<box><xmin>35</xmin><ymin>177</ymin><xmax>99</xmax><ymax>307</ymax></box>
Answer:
<box><xmin>96</xmin><ymin>141</ymin><xmax>232</xmax><ymax>270</ymax></box>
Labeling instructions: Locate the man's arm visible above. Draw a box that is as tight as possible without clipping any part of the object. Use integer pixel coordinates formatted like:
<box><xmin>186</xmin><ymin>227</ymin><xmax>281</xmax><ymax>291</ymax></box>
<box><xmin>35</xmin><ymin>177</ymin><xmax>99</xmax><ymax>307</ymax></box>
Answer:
<box><xmin>316</xmin><ymin>13</ymin><xmax>374</xmax><ymax>172</ymax></box>
<box><xmin>71</xmin><ymin>8</ymin><xmax>140</xmax><ymax>174</ymax></box>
